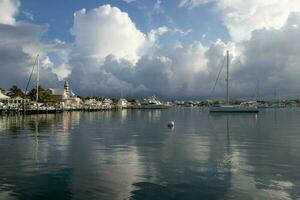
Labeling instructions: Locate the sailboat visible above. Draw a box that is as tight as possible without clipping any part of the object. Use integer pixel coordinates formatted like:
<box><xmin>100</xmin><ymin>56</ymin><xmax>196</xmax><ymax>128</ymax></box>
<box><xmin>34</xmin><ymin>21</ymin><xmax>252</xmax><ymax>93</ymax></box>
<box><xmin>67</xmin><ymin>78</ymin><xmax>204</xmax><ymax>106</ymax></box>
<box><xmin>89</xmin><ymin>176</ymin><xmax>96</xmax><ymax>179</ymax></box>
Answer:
<box><xmin>116</xmin><ymin>87</ymin><xmax>128</xmax><ymax>109</ymax></box>
<box><xmin>209</xmin><ymin>51</ymin><xmax>259</xmax><ymax>113</ymax></box>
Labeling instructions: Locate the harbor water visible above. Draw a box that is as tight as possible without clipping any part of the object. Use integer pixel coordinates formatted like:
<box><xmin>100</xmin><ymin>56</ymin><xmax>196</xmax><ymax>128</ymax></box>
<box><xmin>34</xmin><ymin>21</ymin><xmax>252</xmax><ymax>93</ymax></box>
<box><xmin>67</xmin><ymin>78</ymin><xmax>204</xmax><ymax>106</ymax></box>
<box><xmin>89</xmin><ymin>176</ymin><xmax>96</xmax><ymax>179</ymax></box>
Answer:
<box><xmin>0</xmin><ymin>108</ymin><xmax>300</xmax><ymax>199</ymax></box>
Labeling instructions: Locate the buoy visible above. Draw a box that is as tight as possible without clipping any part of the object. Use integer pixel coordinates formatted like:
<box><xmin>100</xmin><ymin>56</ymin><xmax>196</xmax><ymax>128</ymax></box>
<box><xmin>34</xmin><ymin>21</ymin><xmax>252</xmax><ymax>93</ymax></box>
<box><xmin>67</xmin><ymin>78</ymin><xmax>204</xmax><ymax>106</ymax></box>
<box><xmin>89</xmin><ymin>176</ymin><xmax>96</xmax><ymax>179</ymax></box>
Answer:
<box><xmin>167</xmin><ymin>121</ymin><xmax>175</xmax><ymax>128</ymax></box>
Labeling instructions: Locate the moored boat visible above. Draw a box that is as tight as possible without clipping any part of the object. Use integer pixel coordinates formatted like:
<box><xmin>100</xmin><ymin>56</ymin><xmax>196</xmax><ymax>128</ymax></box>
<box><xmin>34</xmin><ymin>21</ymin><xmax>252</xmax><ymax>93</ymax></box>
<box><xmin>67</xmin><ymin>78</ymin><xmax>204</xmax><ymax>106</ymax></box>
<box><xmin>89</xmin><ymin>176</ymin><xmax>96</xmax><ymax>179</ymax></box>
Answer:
<box><xmin>209</xmin><ymin>50</ymin><xmax>259</xmax><ymax>113</ymax></box>
<box><xmin>140</xmin><ymin>96</ymin><xmax>168</xmax><ymax>109</ymax></box>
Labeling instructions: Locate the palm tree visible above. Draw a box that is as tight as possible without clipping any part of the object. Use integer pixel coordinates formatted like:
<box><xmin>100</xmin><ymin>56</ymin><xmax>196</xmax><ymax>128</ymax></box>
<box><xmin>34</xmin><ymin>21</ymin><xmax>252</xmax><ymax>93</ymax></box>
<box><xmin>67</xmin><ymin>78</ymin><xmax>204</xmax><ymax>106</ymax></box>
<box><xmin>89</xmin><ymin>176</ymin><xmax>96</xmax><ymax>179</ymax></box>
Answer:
<box><xmin>7</xmin><ymin>85</ymin><xmax>24</xmax><ymax>98</ymax></box>
<box><xmin>0</xmin><ymin>87</ymin><xmax>5</xmax><ymax>93</ymax></box>
<box><xmin>28</xmin><ymin>86</ymin><xmax>55</xmax><ymax>104</ymax></box>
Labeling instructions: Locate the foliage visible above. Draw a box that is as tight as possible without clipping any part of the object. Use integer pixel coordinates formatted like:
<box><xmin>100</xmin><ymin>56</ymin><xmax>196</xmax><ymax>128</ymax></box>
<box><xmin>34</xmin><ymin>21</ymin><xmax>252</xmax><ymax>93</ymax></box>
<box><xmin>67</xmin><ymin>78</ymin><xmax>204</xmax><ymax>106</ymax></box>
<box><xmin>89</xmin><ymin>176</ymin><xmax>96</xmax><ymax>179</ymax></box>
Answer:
<box><xmin>7</xmin><ymin>85</ymin><xmax>24</xmax><ymax>98</ymax></box>
<box><xmin>0</xmin><ymin>87</ymin><xmax>5</xmax><ymax>93</ymax></box>
<box><xmin>27</xmin><ymin>86</ymin><xmax>56</xmax><ymax>104</ymax></box>
<box><xmin>82</xmin><ymin>96</ymin><xmax>104</xmax><ymax>101</ymax></box>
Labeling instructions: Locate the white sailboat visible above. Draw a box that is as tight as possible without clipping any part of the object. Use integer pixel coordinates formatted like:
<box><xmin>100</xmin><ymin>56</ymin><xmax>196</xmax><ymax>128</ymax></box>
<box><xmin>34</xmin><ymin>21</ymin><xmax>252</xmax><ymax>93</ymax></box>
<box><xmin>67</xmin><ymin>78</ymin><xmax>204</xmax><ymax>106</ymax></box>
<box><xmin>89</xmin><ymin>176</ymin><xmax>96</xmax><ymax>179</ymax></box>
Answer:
<box><xmin>116</xmin><ymin>88</ymin><xmax>128</xmax><ymax>109</ymax></box>
<box><xmin>117</xmin><ymin>98</ymin><xmax>128</xmax><ymax>109</ymax></box>
<box><xmin>209</xmin><ymin>51</ymin><xmax>259</xmax><ymax>113</ymax></box>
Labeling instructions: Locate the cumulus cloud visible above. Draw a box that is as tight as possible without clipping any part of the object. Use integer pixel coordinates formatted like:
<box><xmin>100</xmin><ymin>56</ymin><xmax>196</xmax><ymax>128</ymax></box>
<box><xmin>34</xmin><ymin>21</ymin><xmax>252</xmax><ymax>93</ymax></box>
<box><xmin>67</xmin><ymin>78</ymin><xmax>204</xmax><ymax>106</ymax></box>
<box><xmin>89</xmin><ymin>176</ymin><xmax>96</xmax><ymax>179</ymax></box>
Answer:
<box><xmin>216</xmin><ymin>0</ymin><xmax>300</xmax><ymax>42</ymax></box>
<box><xmin>0</xmin><ymin>0</ymin><xmax>70</xmax><ymax>90</ymax></box>
<box><xmin>68</xmin><ymin>5</ymin><xmax>174</xmax><ymax>97</ymax></box>
<box><xmin>0</xmin><ymin>0</ymin><xmax>20</xmax><ymax>25</ymax></box>
<box><xmin>81</xmin><ymin>11</ymin><xmax>300</xmax><ymax>99</ymax></box>
<box><xmin>230</xmin><ymin>13</ymin><xmax>300</xmax><ymax>98</ymax></box>
<box><xmin>2</xmin><ymin>1</ymin><xmax>300</xmax><ymax>99</ymax></box>
<box><xmin>0</xmin><ymin>22</ymin><xmax>67</xmax><ymax>90</ymax></box>
<box><xmin>68</xmin><ymin>35</ymin><xmax>211</xmax><ymax>98</ymax></box>
<box><xmin>71</xmin><ymin>5</ymin><xmax>151</xmax><ymax>64</ymax></box>
<box><xmin>179</xmin><ymin>0</ymin><xmax>300</xmax><ymax>42</ymax></box>
<box><xmin>66</xmin><ymin>3</ymin><xmax>300</xmax><ymax>99</ymax></box>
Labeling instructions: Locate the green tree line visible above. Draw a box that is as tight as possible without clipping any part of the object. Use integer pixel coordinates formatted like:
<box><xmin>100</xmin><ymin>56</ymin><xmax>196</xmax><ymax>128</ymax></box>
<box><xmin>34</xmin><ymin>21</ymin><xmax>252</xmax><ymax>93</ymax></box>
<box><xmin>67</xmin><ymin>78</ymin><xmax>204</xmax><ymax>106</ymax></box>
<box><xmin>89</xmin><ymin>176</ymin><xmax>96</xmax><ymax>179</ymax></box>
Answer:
<box><xmin>1</xmin><ymin>85</ymin><xmax>55</xmax><ymax>104</ymax></box>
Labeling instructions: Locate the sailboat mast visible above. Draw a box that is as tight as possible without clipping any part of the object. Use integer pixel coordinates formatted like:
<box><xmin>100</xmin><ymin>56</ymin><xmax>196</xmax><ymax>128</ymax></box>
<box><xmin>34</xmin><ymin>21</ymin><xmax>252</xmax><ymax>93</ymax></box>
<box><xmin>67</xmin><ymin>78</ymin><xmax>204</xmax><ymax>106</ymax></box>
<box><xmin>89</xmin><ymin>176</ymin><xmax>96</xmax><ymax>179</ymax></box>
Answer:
<box><xmin>274</xmin><ymin>87</ymin><xmax>277</xmax><ymax>102</ymax></box>
<box><xmin>36</xmin><ymin>54</ymin><xmax>39</xmax><ymax>105</ymax></box>
<box><xmin>257</xmin><ymin>80</ymin><xmax>260</xmax><ymax>101</ymax></box>
<box><xmin>226</xmin><ymin>50</ymin><xmax>229</xmax><ymax>104</ymax></box>
<box><xmin>121</xmin><ymin>87</ymin><xmax>123</xmax><ymax>99</ymax></box>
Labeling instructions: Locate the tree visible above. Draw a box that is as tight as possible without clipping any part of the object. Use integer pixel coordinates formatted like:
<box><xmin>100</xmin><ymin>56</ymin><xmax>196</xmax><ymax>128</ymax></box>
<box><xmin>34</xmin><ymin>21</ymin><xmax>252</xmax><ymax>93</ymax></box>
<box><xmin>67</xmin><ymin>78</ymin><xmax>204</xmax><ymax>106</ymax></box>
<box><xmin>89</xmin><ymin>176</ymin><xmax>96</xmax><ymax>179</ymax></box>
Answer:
<box><xmin>27</xmin><ymin>86</ymin><xmax>56</xmax><ymax>105</ymax></box>
<box><xmin>0</xmin><ymin>87</ymin><xmax>5</xmax><ymax>93</ymax></box>
<box><xmin>7</xmin><ymin>85</ymin><xmax>24</xmax><ymax>98</ymax></box>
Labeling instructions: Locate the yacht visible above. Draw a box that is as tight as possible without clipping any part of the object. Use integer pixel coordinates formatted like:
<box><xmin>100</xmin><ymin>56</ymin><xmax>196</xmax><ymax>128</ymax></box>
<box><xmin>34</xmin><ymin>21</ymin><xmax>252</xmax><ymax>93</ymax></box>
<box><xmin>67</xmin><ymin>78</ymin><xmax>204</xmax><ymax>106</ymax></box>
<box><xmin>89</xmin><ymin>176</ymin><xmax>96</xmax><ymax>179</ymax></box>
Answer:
<box><xmin>140</xmin><ymin>96</ymin><xmax>168</xmax><ymax>109</ymax></box>
<box><xmin>209</xmin><ymin>51</ymin><xmax>259</xmax><ymax>113</ymax></box>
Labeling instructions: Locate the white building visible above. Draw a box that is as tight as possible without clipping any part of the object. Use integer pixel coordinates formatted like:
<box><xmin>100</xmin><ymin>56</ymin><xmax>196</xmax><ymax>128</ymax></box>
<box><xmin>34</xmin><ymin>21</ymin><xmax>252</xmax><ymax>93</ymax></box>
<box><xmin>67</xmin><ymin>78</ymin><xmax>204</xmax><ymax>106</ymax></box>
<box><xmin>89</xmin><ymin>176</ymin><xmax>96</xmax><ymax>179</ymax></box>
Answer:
<box><xmin>52</xmin><ymin>81</ymin><xmax>82</xmax><ymax>109</ymax></box>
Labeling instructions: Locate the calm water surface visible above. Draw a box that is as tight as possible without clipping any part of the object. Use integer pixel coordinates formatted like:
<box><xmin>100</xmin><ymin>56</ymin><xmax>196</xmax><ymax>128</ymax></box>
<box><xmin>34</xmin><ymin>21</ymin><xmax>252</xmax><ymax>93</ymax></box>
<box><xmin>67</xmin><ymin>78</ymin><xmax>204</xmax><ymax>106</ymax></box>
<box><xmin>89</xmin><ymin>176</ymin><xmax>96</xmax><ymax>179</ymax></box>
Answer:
<box><xmin>0</xmin><ymin>108</ymin><xmax>300</xmax><ymax>200</ymax></box>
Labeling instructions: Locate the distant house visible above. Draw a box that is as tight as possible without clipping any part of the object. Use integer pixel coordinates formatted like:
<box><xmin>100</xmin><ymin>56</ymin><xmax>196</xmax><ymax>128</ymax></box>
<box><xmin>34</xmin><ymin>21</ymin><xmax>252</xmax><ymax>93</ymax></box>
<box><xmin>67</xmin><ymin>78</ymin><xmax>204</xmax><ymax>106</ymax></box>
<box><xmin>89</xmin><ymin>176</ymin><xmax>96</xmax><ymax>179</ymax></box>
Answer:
<box><xmin>0</xmin><ymin>91</ymin><xmax>30</xmax><ymax>109</ymax></box>
<box><xmin>50</xmin><ymin>88</ymin><xmax>64</xmax><ymax>103</ymax></box>
<box><xmin>0</xmin><ymin>91</ymin><xmax>10</xmax><ymax>108</ymax></box>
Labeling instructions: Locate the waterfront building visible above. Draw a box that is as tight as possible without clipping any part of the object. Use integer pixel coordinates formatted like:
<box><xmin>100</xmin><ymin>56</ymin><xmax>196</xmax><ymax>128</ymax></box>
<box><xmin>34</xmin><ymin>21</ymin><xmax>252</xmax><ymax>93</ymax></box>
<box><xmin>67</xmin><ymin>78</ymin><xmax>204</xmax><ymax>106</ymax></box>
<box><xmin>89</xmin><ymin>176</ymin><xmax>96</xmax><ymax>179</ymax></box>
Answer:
<box><xmin>0</xmin><ymin>91</ymin><xmax>10</xmax><ymax>108</ymax></box>
<box><xmin>84</xmin><ymin>99</ymin><xmax>102</xmax><ymax>109</ymax></box>
<box><xmin>0</xmin><ymin>90</ymin><xmax>10</xmax><ymax>101</ymax></box>
<box><xmin>102</xmin><ymin>98</ymin><xmax>113</xmax><ymax>109</ymax></box>
<box><xmin>51</xmin><ymin>81</ymin><xmax>82</xmax><ymax>109</ymax></box>
<box><xmin>0</xmin><ymin>90</ymin><xmax>30</xmax><ymax>110</ymax></box>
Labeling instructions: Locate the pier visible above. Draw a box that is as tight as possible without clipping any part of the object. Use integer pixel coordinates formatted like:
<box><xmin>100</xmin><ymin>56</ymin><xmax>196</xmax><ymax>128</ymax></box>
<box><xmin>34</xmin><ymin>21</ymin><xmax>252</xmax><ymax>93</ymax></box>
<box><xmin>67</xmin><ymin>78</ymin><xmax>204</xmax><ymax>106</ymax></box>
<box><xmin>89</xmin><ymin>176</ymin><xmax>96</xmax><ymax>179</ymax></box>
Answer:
<box><xmin>0</xmin><ymin>106</ymin><xmax>117</xmax><ymax>116</ymax></box>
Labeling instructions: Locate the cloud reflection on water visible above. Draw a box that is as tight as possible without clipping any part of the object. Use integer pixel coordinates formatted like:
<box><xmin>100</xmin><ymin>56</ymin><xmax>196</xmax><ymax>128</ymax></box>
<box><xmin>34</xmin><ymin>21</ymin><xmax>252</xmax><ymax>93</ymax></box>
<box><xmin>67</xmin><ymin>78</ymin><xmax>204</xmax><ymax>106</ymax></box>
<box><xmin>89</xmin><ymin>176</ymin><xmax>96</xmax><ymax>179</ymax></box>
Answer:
<box><xmin>0</xmin><ymin>108</ymin><xmax>300</xmax><ymax>199</ymax></box>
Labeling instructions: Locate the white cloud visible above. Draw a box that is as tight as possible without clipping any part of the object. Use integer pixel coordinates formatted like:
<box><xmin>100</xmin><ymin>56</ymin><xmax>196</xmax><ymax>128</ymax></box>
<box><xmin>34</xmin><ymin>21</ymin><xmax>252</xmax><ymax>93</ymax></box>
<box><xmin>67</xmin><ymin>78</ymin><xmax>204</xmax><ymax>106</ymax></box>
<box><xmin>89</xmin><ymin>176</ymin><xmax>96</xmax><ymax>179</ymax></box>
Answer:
<box><xmin>179</xmin><ymin>0</ymin><xmax>300</xmax><ymax>42</ymax></box>
<box><xmin>0</xmin><ymin>1</ymin><xmax>70</xmax><ymax>89</ymax></box>
<box><xmin>0</xmin><ymin>0</ymin><xmax>20</xmax><ymax>25</ymax></box>
<box><xmin>71</xmin><ymin>5</ymin><xmax>149</xmax><ymax>64</ymax></box>
<box><xmin>178</xmin><ymin>0</ymin><xmax>213</xmax><ymax>9</ymax></box>
<box><xmin>216</xmin><ymin>0</ymin><xmax>300</xmax><ymax>42</ymax></box>
<box><xmin>53</xmin><ymin>63</ymin><xmax>71</xmax><ymax>81</ymax></box>
<box><xmin>147</xmin><ymin>26</ymin><xmax>169</xmax><ymax>44</ymax></box>
<box><xmin>68</xmin><ymin>38</ymin><xmax>210</xmax><ymax>97</ymax></box>
<box><xmin>173</xmin><ymin>28</ymin><xmax>193</xmax><ymax>36</ymax></box>
<box><xmin>154</xmin><ymin>0</ymin><xmax>163</xmax><ymax>14</ymax></box>
<box><xmin>123</xmin><ymin>0</ymin><xmax>135</xmax><ymax>3</ymax></box>
<box><xmin>2</xmin><ymin>2</ymin><xmax>300</xmax><ymax>99</ymax></box>
<box><xmin>22</xmin><ymin>10</ymin><xmax>34</xmax><ymax>21</ymax></box>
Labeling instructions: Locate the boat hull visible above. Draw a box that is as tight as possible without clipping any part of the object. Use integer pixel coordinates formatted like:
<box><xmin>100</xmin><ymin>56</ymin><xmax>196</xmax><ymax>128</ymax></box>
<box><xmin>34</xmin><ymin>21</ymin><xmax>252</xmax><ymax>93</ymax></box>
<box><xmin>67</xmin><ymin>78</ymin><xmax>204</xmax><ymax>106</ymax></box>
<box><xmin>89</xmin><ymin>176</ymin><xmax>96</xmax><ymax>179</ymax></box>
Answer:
<box><xmin>140</xmin><ymin>104</ymin><xmax>168</xmax><ymax>109</ymax></box>
<box><xmin>209</xmin><ymin>106</ymin><xmax>259</xmax><ymax>113</ymax></box>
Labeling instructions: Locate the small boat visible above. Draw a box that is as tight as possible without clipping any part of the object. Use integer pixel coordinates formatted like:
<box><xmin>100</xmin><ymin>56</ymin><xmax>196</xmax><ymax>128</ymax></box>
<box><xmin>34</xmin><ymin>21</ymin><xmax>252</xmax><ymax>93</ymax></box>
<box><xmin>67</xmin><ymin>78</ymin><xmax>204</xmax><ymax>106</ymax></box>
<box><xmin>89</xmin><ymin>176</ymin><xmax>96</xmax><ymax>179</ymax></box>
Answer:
<box><xmin>209</xmin><ymin>51</ymin><xmax>259</xmax><ymax>113</ymax></box>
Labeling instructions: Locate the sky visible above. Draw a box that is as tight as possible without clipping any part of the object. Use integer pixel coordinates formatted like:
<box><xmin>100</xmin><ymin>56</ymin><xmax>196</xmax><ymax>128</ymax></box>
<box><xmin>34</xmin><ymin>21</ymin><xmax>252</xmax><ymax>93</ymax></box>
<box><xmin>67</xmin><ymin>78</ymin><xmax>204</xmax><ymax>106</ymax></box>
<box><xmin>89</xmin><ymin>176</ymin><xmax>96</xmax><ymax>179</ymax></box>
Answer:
<box><xmin>1</xmin><ymin>0</ymin><xmax>300</xmax><ymax>100</ymax></box>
